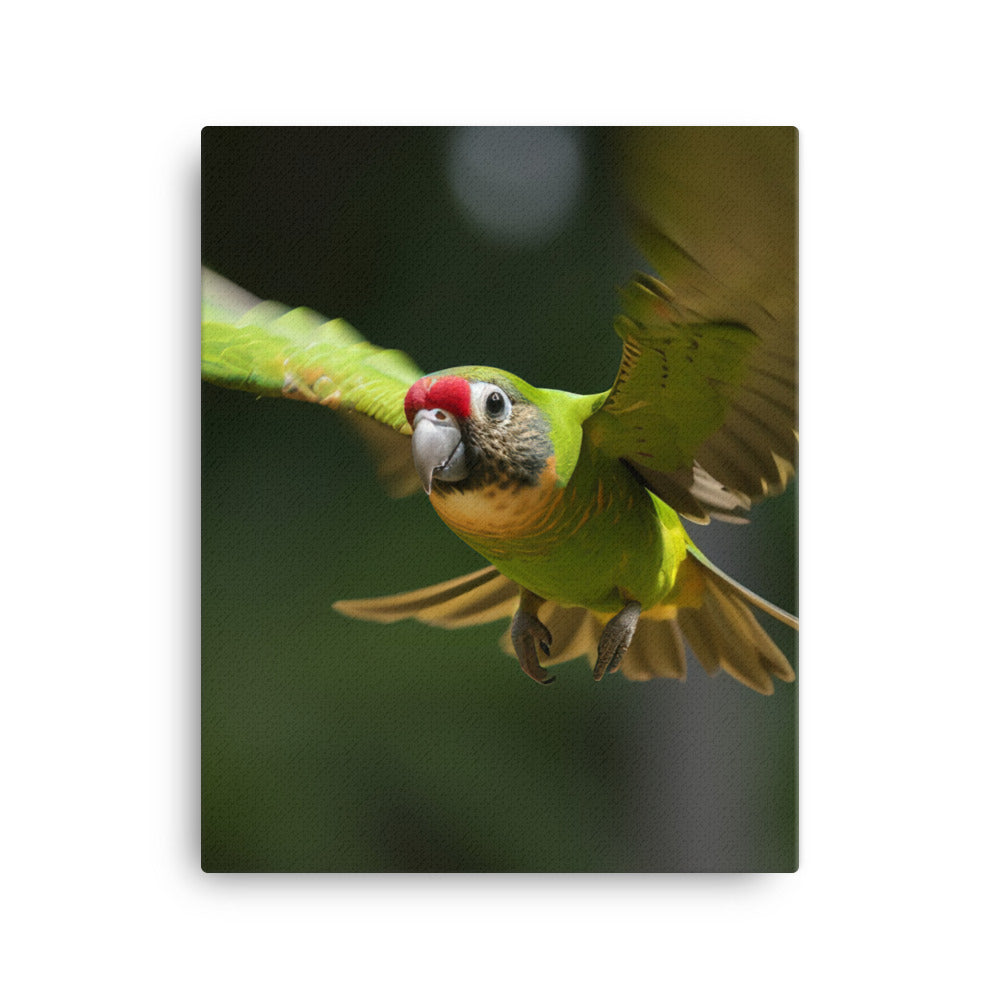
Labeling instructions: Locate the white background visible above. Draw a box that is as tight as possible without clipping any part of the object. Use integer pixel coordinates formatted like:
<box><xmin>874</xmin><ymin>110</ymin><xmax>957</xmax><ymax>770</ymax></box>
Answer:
<box><xmin>4</xmin><ymin>2</ymin><xmax>997</xmax><ymax>996</ymax></box>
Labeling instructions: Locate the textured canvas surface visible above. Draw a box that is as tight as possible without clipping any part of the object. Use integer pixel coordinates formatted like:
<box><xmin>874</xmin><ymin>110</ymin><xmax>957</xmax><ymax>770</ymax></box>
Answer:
<box><xmin>201</xmin><ymin>127</ymin><xmax>797</xmax><ymax>872</ymax></box>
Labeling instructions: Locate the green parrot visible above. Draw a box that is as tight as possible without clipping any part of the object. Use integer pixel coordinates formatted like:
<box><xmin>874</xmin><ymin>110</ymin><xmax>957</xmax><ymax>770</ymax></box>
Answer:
<box><xmin>202</xmin><ymin>126</ymin><xmax>797</xmax><ymax>693</ymax></box>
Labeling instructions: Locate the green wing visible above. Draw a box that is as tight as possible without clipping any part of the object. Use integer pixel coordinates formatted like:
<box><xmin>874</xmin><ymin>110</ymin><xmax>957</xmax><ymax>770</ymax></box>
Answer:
<box><xmin>583</xmin><ymin>127</ymin><xmax>797</xmax><ymax>523</ymax></box>
<box><xmin>202</xmin><ymin>267</ymin><xmax>424</xmax><ymax>495</ymax></box>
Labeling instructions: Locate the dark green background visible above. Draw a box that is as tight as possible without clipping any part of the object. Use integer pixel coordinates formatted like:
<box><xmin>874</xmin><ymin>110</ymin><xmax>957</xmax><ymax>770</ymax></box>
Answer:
<box><xmin>201</xmin><ymin>127</ymin><xmax>797</xmax><ymax>872</ymax></box>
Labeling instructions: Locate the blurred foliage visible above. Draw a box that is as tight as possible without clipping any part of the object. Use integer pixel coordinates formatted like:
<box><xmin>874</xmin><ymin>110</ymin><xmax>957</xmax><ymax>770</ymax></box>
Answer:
<box><xmin>202</xmin><ymin>127</ymin><xmax>797</xmax><ymax>871</ymax></box>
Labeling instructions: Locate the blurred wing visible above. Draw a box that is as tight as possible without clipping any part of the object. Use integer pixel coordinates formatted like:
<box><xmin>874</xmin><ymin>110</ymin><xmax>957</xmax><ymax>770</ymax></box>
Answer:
<box><xmin>202</xmin><ymin>267</ymin><xmax>423</xmax><ymax>496</ymax></box>
<box><xmin>585</xmin><ymin>127</ymin><xmax>797</xmax><ymax>523</ymax></box>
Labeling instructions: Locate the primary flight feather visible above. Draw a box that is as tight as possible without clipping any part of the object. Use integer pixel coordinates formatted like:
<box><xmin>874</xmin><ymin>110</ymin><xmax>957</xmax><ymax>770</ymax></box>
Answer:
<box><xmin>201</xmin><ymin>126</ymin><xmax>797</xmax><ymax>692</ymax></box>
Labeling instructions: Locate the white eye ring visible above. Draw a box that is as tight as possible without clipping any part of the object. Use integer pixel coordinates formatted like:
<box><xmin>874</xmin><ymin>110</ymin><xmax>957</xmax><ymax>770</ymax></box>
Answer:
<box><xmin>472</xmin><ymin>382</ymin><xmax>513</xmax><ymax>422</ymax></box>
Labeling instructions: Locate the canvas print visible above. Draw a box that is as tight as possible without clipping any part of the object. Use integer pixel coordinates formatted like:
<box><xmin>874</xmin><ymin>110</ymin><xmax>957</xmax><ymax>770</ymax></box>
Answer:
<box><xmin>202</xmin><ymin>127</ymin><xmax>798</xmax><ymax>872</ymax></box>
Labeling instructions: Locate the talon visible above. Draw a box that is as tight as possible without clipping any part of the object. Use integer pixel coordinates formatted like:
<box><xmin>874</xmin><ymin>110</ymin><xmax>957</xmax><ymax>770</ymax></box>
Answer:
<box><xmin>511</xmin><ymin>601</ymin><xmax>554</xmax><ymax>686</ymax></box>
<box><xmin>593</xmin><ymin>600</ymin><xmax>642</xmax><ymax>681</ymax></box>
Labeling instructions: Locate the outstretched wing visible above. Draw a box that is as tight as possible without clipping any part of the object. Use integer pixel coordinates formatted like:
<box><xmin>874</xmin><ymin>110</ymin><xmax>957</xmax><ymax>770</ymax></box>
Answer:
<box><xmin>584</xmin><ymin>127</ymin><xmax>797</xmax><ymax>523</ymax></box>
<box><xmin>202</xmin><ymin>267</ymin><xmax>423</xmax><ymax>495</ymax></box>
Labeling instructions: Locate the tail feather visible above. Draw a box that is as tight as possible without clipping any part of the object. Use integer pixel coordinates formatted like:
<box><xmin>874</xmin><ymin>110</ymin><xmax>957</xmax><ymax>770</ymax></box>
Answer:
<box><xmin>675</xmin><ymin>607</ymin><xmax>723</xmax><ymax>678</ymax></box>
<box><xmin>674</xmin><ymin>554</ymin><xmax>796</xmax><ymax>693</ymax></box>
<box><xmin>722</xmin><ymin>584</ymin><xmax>796</xmax><ymax>683</ymax></box>
<box><xmin>687</xmin><ymin>546</ymin><xmax>799</xmax><ymax>629</ymax></box>
<box><xmin>334</xmin><ymin>552</ymin><xmax>795</xmax><ymax>694</ymax></box>
<box><xmin>697</xmin><ymin>581</ymin><xmax>776</xmax><ymax>694</ymax></box>
<box><xmin>621</xmin><ymin>616</ymin><xmax>687</xmax><ymax>682</ymax></box>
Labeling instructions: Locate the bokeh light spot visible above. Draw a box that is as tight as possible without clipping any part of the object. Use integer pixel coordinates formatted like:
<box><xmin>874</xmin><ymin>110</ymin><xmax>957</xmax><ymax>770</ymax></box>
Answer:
<box><xmin>447</xmin><ymin>127</ymin><xmax>583</xmax><ymax>246</ymax></box>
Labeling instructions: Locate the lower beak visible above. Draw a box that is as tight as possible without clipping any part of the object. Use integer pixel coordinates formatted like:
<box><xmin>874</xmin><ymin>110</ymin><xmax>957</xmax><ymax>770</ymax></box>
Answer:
<box><xmin>411</xmin><ymin>409</ymin><xmax>469</xmax><ymax>494</ymax></box>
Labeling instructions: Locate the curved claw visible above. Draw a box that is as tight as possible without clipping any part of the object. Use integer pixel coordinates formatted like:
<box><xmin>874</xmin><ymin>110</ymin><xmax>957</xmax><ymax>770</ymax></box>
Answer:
<box><xmin>593</xmin><ymin>600</ymin><xmax>642</xmax><ymax>681</ymax></box>
<box><xmin>511</xmin><ymin>609</ymin><xmax>554</xmax><ymax>685</ymax></box>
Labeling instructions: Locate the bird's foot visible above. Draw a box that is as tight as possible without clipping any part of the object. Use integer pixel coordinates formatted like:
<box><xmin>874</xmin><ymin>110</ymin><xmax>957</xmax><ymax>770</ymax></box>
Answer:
<box><xmin>511</xmin><ymin>608</ymin><xmax>554</xmax><ymax>685</ymax></box>
<box><xmin>593</xmin><ymin>600</ymin><xmax>642</xmax><ymax>681</ymax></box>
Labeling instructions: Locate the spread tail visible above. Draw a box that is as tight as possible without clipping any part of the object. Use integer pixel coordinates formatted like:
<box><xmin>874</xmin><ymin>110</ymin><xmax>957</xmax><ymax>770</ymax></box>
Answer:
<box><xmin>496</xmin><ymin>551</ymin><xmax>796</xmax><ymax>693</ymax></box>
<box><xmin>334</xmin><ymin>552</ymin><xmax>796</xmax><ymax>694</ymax></box>
<box><xmin>667</xmin><ymin>548</ymin><xmax>796</xmax><ymax>693</ymax></box>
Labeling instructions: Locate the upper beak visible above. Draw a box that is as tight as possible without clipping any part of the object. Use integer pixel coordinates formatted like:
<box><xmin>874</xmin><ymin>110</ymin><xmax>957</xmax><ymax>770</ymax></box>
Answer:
<box><xmin>411</xmin><ymin>409</ymin><xmax>469</xmax><ymax>495</ymax></box>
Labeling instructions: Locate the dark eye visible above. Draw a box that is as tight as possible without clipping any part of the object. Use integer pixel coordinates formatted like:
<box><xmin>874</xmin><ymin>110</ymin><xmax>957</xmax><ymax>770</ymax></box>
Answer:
<box><xmin>485</xmin><ymin>390</ymin><xmax>508</xmax><ymax>418</ymax></box>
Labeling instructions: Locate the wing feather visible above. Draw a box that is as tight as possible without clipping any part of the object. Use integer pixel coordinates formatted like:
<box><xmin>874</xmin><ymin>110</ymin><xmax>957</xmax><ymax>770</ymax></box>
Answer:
<box><xmin>202</xmin><ymin>267</ymin><xmax>425</xmax><ymax>495</ymax></box>
<box><xmin>201</xmin><ymin>267</ymin><xmax>423</xmax><ymax>434</ymax></box>
<box><xmin>697</xmin><ymin>434</ymin><xmax>775</xmax><ymax>498</ymax></box>
<box><xmin>626</xmin><ymin>461</ymin><xmax>751</xmax><ymax>524</ymax></box>
<box><xmin>585</xmin><ymin>128</ymin><xmax>797</xmax><ymax>520</ymax></box>
<box><xmin>333</xmin><ymin>566</ymin><xmax>520</xmax><ymax>628</ymax></box>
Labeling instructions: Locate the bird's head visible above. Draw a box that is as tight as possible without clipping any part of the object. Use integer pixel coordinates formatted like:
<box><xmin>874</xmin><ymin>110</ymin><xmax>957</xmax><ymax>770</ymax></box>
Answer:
<box><xmin>403</xmin><ymin>368</ymin><xmax>556</xmax><ymax>496</ymax></box>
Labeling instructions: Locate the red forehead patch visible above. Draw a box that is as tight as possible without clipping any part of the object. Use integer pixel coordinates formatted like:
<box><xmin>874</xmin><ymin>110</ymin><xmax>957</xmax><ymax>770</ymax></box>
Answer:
<box><xmin>403</xmin><ymin>378</ymin><xmax>429</xmax><ymax>425</ymax></box>
<box><xmin>404</xmin><ymin>375</ymin><xmax>471</xmax><ymax>425</ymax></box>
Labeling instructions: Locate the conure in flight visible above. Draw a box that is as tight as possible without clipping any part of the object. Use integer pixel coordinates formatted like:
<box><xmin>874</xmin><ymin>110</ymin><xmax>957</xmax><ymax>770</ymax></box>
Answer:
<box><xmin>202</xmin><ymin>127</ymin><xmax>797</xmax><ymax>692</ymax></box>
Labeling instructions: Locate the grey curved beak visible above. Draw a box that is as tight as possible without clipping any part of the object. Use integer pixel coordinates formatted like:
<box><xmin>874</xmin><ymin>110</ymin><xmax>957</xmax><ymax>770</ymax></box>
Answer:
<box><xmin>411</xmin><ymin>409</ymin><xmax>469</xmax><ymax>494</ymax></box>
